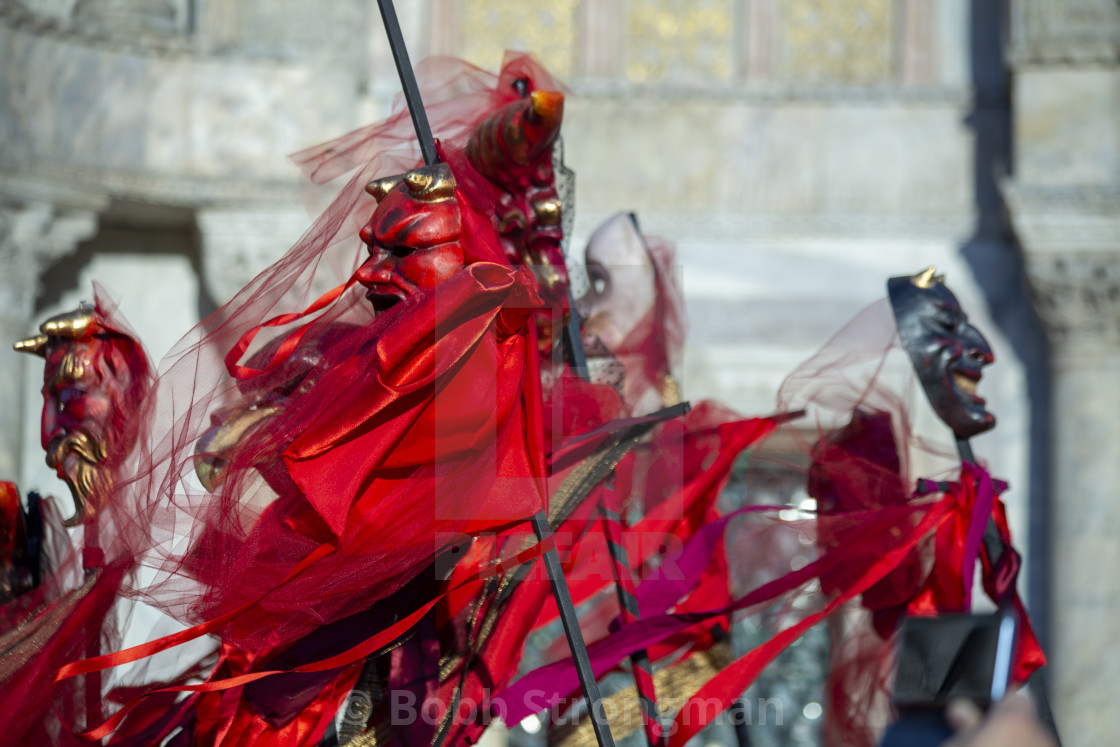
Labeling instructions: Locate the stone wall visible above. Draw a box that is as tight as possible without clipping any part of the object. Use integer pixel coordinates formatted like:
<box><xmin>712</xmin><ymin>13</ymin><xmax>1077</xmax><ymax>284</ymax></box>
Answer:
<box><xmin>1006</xmin><ymin>1</ymin><xmax>1120</xmax><ymax>744</ymax></box>
<box><xmin>0</xmin><ymin>2</ymin><xmax>1056</xmax><ymax>743</ymax></box>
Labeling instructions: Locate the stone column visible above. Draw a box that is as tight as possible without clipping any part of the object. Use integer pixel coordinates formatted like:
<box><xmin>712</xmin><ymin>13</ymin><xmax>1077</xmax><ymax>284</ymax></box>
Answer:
<box><xmin>576</xmin><ymin>0</ymin><xmax>623</xmax><ymax>80</ymax></box>
<box><xmin>739</xmin><ymin>0</ymin><xmax>777</xmax><ymax>79</ymax></box>
<box><xmin>196</xmin><ymin>206</ymin><xmax>312</xmax><ymax>308</ymax></box>
<box><xmin>1007</xmin><ymin>186</ymin><xmax>1120</xmax><ymax>746</ymax></box>
<box><xmin>0</xmin><ymin>192</ymin><xmax>101</xmax><ymax>482</ymax></box>
<box><xmin>427</xmin><ymin>0</ymin><xmax>459</xmax><ymax>58</ymax></box>
<box><xmin>898</xmin><ymin>0</ymin><xmax>935</xmax><ymax>84</ymax></box>
<box><xmin>1005</xmin><ymin>3</ymin><xmax>1120</xmax><ymax>741</ymax></box>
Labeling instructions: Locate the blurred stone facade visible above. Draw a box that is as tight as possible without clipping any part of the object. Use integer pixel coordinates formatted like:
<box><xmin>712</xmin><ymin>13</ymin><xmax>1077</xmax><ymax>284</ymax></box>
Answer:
<box><xmin>0</xmin><ymin>1</ymin><xmax>1115</xmax><ymax>745</ymax></box>
<box><xmin>1005</xmin><ymin>1</ymin><xmax>1120</xmax><ymax>744</ymax></box>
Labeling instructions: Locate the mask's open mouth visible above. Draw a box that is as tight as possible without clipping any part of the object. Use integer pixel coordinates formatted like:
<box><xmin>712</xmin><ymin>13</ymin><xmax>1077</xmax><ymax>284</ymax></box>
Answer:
<box><xmin>365</xmin><ymin>286</ymin><xmax>407</xmax><ymax>313</ymax></box>
<box><xmin>952</xmin><ymin>369</ymin><xmax>984</xmax><ymax>402</ymax></box>
<box><xmin>368</xmin><ymin>295</ymin><xmax>400</xmax><ymax>313</ymax></box>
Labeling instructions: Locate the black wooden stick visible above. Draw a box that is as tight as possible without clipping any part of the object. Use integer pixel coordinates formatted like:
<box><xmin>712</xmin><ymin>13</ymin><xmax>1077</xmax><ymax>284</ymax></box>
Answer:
<box><xmin>531</xmin><ymin>511</ymin><xmax>618</xmax><ymax>746</ymax></box>
<box><xmin>564</xmin><ymin>289</ymin><xmax>589</xmax><ymax>379</ymax></box>
<box><xmin>372</xmin><ymin>9</ymin><xmax>611</xmax><ymax>739</ymax></box>
<box><xmin>954</xmin><ymin>437</ymin><xmax>976</xmax><ymax>464</ymax></box>
<box><xmin>375</xmin><ymin>0</ymin><xmax>438</xmax><ymax>166</ymax></box>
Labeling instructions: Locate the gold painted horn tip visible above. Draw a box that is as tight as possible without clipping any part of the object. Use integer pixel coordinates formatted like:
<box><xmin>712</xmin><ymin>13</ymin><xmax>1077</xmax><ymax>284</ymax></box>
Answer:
<box><xmin>401</xmin><ymin>164</ymin><xmax>456</xmax><ymax>201</ymax></box>
<box><xmin>13</xmin><ymin>334</ymin><xmax>48</xmax><ymax>357</ymax></box>
<box><xmin>912</xmin><ymin>266</ymin><xmax>943</xmax><ymax>289</ymax></box>
<box><xmin>365</xmin><ymin>174</ymin><xmax>404</xmax><ymax>201</ymax></box>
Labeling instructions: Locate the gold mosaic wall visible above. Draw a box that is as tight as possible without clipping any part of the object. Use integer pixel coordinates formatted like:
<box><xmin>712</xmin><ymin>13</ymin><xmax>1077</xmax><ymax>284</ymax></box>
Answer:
<box><xmin>456</xmin><ymin>0</ymin><xmax>903</xmax><ymax>86</ymax></box>
<box><xmin>780</xmin><ymin>0</ymin><xmax>896</xmax><ymax>83</ymax></box>
<box><xmin>625</xmin><ymin>0</ymin><xmax>735</xmax><ymax>83</ymax></box>
<box><xmin>458</xmin><ymin>0</ymin><xmax>579</xmax><ymax>79</ymax></box>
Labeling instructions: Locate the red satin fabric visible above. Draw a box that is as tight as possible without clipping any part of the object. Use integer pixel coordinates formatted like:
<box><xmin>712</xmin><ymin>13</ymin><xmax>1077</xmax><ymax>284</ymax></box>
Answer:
<box><xmin>498</xmin><ymin>462</ymin><xmax>1034</xmax><ymax>745</ymax></box>
<box><xmin>186</xmin><ymin>198</ymin><xmax>546</xmax><ymax>657</ymax></box>
<box><xmin>29</xmin><ymin>51</ymin><xmax>1047</xmax><ymax>747</ymax></box>
<box><xmin>1</xmin><ymin>559</ymin><xmax>131</xmax><ymax>745</ymax></box>
<box><xmin>196</xmin><ymin>664</ymin><xmax>361</xmax><ymax>747</ymax></box>
<box><xmin>665</xmin><ymin>464</ymin><xmax>1045</xmax><ymax>747</ymax></box>
<box><xmin>498</xmin><ymin>300</ymin><xmax>1047</xmax><ymax>747</ymax></box>
<box><xmin>43</xmin><ymin>103</ymin><xmax>557</xmax><ymax>742</ymax></box>
<box><xmin>909</xmin><ymin>464</ymin><xmax>1045</xmax><ymax>682</ymax></box>
<box><xmin>52</xmin><ymin>536</ymin><xmax>555</xmax><ymax>743</ymax></box>
<box><xmin>531</xmin><ymin>408</ymin><xmax>777</xmax><ymax>631</ymax></box>
<box><xmin>664</xmin><ymin>498</ymin><xmax>954</xmax><ymax>747</ymax></box>
<box><xmin>495</xmin><ymin>496</ymin><xmax>951</xmax><ymax>722</ymax></box>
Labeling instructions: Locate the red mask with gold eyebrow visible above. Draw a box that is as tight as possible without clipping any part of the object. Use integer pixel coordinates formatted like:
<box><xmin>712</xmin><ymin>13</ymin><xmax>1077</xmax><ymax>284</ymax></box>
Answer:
<box><xmin>356</xmin><ymin>163</ymin><xmax>467</xmax><ymax>313</ymax></box>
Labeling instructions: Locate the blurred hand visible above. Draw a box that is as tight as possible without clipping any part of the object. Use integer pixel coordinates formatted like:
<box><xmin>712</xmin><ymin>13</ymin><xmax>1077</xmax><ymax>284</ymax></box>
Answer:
<box><xmin>942</xmin><ymin>693</ymin><xmax>1056</xmax><ymax>747</ymax></box>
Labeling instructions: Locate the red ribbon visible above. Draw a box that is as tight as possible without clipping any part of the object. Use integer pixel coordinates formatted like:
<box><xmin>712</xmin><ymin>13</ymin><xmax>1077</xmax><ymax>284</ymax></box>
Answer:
<box><xmin>224</xmin><ymin>276</ymin><xmax>359</xmax><ymax>380</ymax></box>
<box><xmin>666</xmin><ymin>497</ymin><xmax>954</xmax><ymax>746</ymax></box>
<box><xmin>53</xmin><ymin>535</ymin><xmax>553</xmax><ymax>741</ymax></box>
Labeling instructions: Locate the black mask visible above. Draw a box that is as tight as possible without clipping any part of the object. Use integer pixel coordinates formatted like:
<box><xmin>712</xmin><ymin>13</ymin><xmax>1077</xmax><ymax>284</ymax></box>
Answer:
<box><xmin>888</xmin><ymin>269</ymin><xmax>996</xmax><ymax>440</ymax></box>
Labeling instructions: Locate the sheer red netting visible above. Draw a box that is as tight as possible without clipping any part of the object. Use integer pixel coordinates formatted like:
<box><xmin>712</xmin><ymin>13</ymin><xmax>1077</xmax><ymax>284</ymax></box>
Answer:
<box><xmin>777</xmin><ymin>300</ymin><xmax>1044</xmax><ymax>746</ymax></box>
<box><xmin>294</xmin><ymin>52</ymin><xmax>568</xmax><ymax>196</ymax></box>
<box><xmin>496</xmin><ymin>300</ymin><xmax>1044</xmax><ymax>747</ymax></box>
<box><xmin>22</xmin><ymin>48</ymin><xmax>1045</xmax><ymax>747</ymax></box>
<box><xmin>491</xmin><ymin>216</ymin><xmax>782</xmax><ymax>742</ymax></box>
<box><xmin>38</xmin><ymin>56</ymin><xmax>581</xmax><ymax>746</ymax></box>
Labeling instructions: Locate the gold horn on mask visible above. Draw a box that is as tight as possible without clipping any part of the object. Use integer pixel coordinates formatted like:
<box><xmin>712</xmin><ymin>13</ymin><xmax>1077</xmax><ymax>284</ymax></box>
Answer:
<box><xmin>365</xmin><ymin>174</ymin><xmax>405</xmax><ymax>202</ymax></box>
<box><xmin>911</xmin><ymin>266</ymin><xmax>946</xmax><ymax>289</ymax></box>
<box><xmin>13</xmin><ymin>334</ymin><xmax>48</xmax><ymax>357</ymax></box>
<box><xmin>40</xmin><ymin>305</ymin><xmax>96</xmax><ymax>339</ymax></box>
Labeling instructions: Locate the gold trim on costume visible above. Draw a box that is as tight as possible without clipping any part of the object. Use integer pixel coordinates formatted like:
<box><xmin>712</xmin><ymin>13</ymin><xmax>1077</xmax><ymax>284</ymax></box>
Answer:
<box><xmin>548</xmin><ymin>642</ymin><xmax>733</xmax><ymax>747</ymax></box>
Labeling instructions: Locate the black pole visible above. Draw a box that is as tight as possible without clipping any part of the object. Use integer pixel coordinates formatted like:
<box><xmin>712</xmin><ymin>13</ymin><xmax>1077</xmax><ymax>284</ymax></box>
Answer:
<box><xmin>598</xmin><ymin>497</ymin><xmax>662</xmax><ymax>747</ymax></box>
<box><xmin>958</xmin><ymin>3</ymin><xmax>1057</xmax><ymax>739</ymax></box>
<box><xmin>375</xmin><ymin>0</ymin><xmax>439</xmax><ymax>166</ymax></box>
<box><xmin>372</xmin><ymin>6</ymin><xmax>615</xmax><ymax>743</ymax></box>
<box><xmin>564</xmin><ymin>288</ymin><xmax>589</xmax><ymax>379</ymax></box>
<box><xmin>538</xmin><ymin>292</ymin><xmax>617</xmax><ymax>746</ymax></box>
<box><xmin>561</xmin><ymin>244</ymin><xmax>656</xmax><ymax>742</ymax></box>
<box><xmin>954</xmin><ymin>437</ymin><xmax>975</xmax><ymax>464</ymax></box>
<box><xmin>959</xmin><ymin>0</ymin><xmax>1052</xmax><ymax>658</ymax></box>
<box><xmin>531</xmin><ymin>511</ymin><xmax>618</xmax><ymax>747</ymax></box>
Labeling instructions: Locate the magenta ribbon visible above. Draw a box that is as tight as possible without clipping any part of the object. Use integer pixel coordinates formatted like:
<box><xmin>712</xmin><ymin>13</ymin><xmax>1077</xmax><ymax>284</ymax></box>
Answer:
<box><xmin>633</xmin><ymin>503</ymin><xmax>787</xmax><ymax>618</ymax></box>
<box><xmin>959</xmin><ymin>461</ymin><xmax>994</xmax><ymax>608</ymax></box>
<box><xmin>493</xmin><ymin>498</ymin><xmax>940</xmax><ymax>724</ymax></box>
